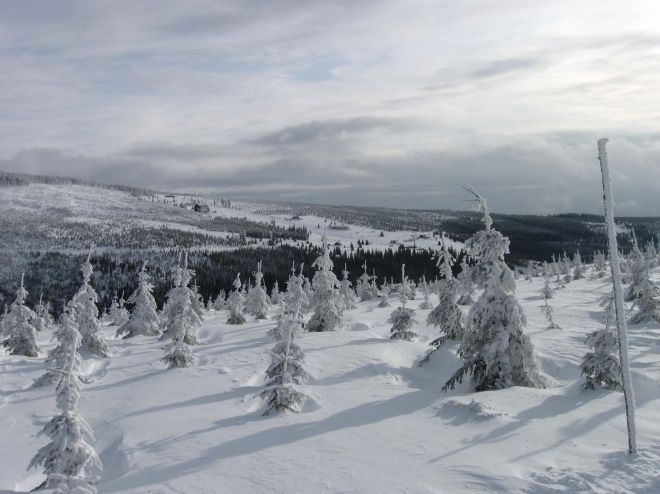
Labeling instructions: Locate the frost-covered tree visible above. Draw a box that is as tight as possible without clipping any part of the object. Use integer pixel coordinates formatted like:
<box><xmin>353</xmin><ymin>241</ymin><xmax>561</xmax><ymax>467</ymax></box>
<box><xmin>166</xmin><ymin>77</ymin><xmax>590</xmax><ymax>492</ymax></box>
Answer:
<box><xmin>389</xmin><ymin>265</ymin><xmax>417</xmax><ymax>341</ymax></box>
<box><xmin>625</xmin><ymin>234</ymin><xmax>647</xmax><ymax>302</ymax></box>
<box><xmin>645</xmin><ymin>240</ymin><xmax>658</xmax><ymax>267</ymax></box>
<box><xmin>629</xmin><ymin>278</ymin><xmax>660</xmax><ymax>325</ymax></box>
<box><xmin>456</xmin><ymin>258</ymin><xmax>475</xmax><ymax>306</ymax></box>
<box><xmin>108</xmin><ymin>295</ymin><xmax>129</xmax><ymax>327</ymax></box>
<box><xmin>593</xmin><ymin>251</ymin><xmax>608</xmax><ymax>277</ymax></box>
<box><xmin>539</xmin><ymin>297</ymin><xmax>560</xmax><ymax>329</ymax></box>
<box><xmin>246</xmin><ymin>261</ymin><xmax>269</xmax><ymax>319</ymax></box>
<box><xmin>418</xmin><ymin>276</ymin><xmax>433</xmax><ymax>310</ymax></box>
<box><xmin>572</xmin><ymin>250</ymin><xmax>585</xmax><ymax>280</ymax></box>
<box><xmin>581</xmin><ymin>292</ymin><xmax>622</xmax><ymax>391</ymax></box>
<box><xmin>213</xmin><ymin>290</ymin><xmax>227</xmax><ymax>310</ymax></box>
<box><xmin>2</xmin><ymin>274</ymin><xmax>39</xmax><ymax>357</ymax></box>
<box><xmin>339</xmin><ymin>263</ymin><xmax>357</xmax><ymax>310</ymax></box>
<box><xmin>356</xmin><ymin>262</ymin><xmax>373</xmax><ymax>301</ymax></box>
<box><xmin>161</xmin><ymin>271</ymin><xmax>200</xmax><ymax>368</ymax></box>
<box><xmin>29</xmin><ymin>308</ymin><xmax>101</xmax><ymax>491</ymax></box>
<box><xmin>116</xmin><ymin>265</ymin><xmax>160</xmax><ymax>339</ymax></box>
<box><xmin>34</xmin><ymin>304</ymin><xmax>83</xmax><ymax>387</ymax></box>
<box><xmin>540</xmin><ymin>273</ymin><xmax>554</xmax><ymax>299</ymax></box>
<box><xmin>421</xmin><ymin>235</ymin><xmax>464</xmax><ymax>364</ymax></box>
<box><xmin>261</xmin><ymin>307</ymin><xmax>308</xmax><ymax>415</ymax></box>
<box><xmin>307</xmin><ymin>233</ymin><xmax>343</xmax><ymax>332</ymax></box>
<box><xmin>161</xmin><ymin>257</ymin><xmax>201</xmax><ymax>345</ymax></box>
<box><xmin>444</xmin><ymin>187</ymin><xmax>543</xmax><ymax>392</ymax></box>
<box><xmin>72</xmin><ymin>255</ymin><xmax>107</xmax><ymax>358</ymax></box>
<box><xmin>34</xmin><ymin>294</ymin><xmax>54</xmax><ymax>332</ymax></box>
<box><xmin>369</xmin><ymin>268</ymin><xmax>380</xmax><ymax>300</ymax></box>
<box><xmin>226</xmin><ymin>274</ymin><xmax>247</xmax><ymax>325</ymax></box>
<box><xmin>270</xmin><ymin>281</ymin><xmax>284</xmax><ymax>306</ymax></box>
<box><xmin>378</xmin><ymin>280</ymin><xmax>391</xmax><ymax>308</ymax></box>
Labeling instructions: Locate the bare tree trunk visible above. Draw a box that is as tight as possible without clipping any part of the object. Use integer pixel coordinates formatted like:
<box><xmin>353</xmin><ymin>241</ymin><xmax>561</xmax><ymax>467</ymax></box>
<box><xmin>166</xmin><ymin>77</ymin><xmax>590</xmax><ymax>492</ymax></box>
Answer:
<box><xmin>597</xmin><ymin>138</ymin><xmax>637</xmax><ymax>454</ymax></box>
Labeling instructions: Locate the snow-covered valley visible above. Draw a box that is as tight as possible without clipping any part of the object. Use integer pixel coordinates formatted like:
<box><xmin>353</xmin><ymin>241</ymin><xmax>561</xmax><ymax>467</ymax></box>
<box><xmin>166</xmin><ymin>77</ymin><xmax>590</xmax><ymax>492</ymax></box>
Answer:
<box><xmin>2</xmin><ymin>267</ymin><xmax>660</xmax><ymax>493</ymax></box>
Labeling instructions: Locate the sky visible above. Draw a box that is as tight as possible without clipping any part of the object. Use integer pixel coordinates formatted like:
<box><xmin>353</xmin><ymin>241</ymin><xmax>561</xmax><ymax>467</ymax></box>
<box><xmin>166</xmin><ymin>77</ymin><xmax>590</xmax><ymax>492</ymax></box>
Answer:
<box><xmin>1</xmin><ymin>0</ymin><xmax>659</xmax><ymax>215</ymax></box>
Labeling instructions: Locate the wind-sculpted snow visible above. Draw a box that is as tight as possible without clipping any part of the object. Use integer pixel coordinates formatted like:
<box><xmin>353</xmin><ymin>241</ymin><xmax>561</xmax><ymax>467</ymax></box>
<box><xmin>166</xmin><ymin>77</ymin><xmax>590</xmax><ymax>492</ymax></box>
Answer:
<box><xmin>2</xmin><ymin>268</ymin><xmax>660</xmax><ymax>492</ymax></box>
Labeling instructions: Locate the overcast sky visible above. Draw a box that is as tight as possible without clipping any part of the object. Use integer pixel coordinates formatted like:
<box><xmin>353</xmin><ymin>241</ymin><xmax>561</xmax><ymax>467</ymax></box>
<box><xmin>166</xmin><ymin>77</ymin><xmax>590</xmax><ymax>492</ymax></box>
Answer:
<box><xmin>1</xmin><ymin>1</ymin><xmax>659</xmax><ymax>214</ymax></box>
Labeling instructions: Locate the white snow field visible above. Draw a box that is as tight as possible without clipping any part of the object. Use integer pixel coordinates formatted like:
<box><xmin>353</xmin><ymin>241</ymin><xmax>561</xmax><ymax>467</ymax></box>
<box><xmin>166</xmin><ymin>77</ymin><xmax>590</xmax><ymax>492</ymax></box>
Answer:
<box><xmin>2</xmin><ymin>269</ymin><xmax>660</xmax><ymax>493</ymax></box>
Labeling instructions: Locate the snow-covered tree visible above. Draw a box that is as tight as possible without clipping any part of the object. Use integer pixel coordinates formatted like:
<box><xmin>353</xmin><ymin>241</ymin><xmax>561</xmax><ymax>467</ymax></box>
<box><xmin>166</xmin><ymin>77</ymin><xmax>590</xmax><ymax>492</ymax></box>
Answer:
<box><xmin>418</xmin><ymin>276</ymin><xmax>433</xmax><ymax>310</ymax></box>
<box><xmin>108</xmin><ymin>295</ymin><xmax>129</xmax><ymax>327</ymax></box>
<box><xmin>34</xmin><ymin>304</ymin><xmax>82</xmax><ymax>387</ymax></box>
<box><xmin>456</xmin><ymin>258</ymin><xmax>475</xmax><ymax>305</ymax></box>
<box><xmin>161</xmin><ymin>270</ymin><xmax>199</xmax><ymax>368</ymax></box>
<box><xmin>161</xmin><ymin>256</ymin><xmax>201</xmax><ymax>345</ymax></box>
<box><xmin>34</xmin><ymin>294</ymin><xmax>54</xmax><ymax>332</ymax></box>
<box><xmin>444</xmin><ymin>187</ymin><xmax>543</xmax><ymax>392</ymax></box>
<box><xmin>540</xmin><ymin>273</ymin><xmax>554</xmax><ymax>299</ymax></box>
<box><xmin>245</xmin><ymin>261</ymin><xmax>269</xmax><ymax>319</ymax></box>
<box><xmin>539</xmin><ymin>297</ymin><xmax>560</xmax><ymax>329</ymax></box>
<box><xmin>378</xmin><ymin>280</ymin><xmax>391</xmax><ymax>308</ymax></box>
<box><xmin>284</xmin><ymin>263</ymin><xmax>309</xmax><ymax>316</ymax></box>
<box><xmin>307</xmin><ymin>233</ymin><xmax>343</xmax><ymax>332</ymax></box>
<box><xmin>421</xmin><ymin>235</ymin><xmax>464</xmax><ymax>364</ymax></box>
<box><xmin>645</xmin><ymin>240</ymin><xmax>658</xmax><ymax>267</ymax></box>
<box><xmin>356</xmin><ymin>262</ymin><xmax>373</xmax><ymax>301</ymax></box>
<box><xmin>593</xmin><ymin>251</ymin><xmax>607</xmax><ymax>278</ymax></box>
<box><xmin>116</xmin><ymin>264</ymin><xmax>160</xmax><ymax>339</ymax></box>
<box><xmin>2</xmin><ymin>274</ymin><xmax>39</xmax><ymax>357</ymax></box>
<box><xmin>72</xmin><ymin>255</ymin><xmax>108</xmax><ymax>358</ymax></box>
<box><xmin>213</xmin><ymin>290</ymin><xmax>227</xmax><ymax>310</ymax></box>
<box><xmin>389</xmin><ymin>265</ymin><xmax>417</xmax><ymax>341</ymax></box>
<box><xmin>629</xmin><ymin>278</ymin><xmax>660</xmax><ymax>325</ymax></box>
<box><xmin>339</xmin><ymin>264</ymin><xmax>357</xmax><ymax>310</ymax></box>
<box><xmin>572</xmin><ymin>250</ymin><xmax>585</xmax><ymax>280</ymax></box>
<box><xmin>625</xmin><ymin>234</ymin><xmax>648</xmax><ymax>302</ymax></box>
<box><xmin>261</xmin><ymin>307</ymin><xmax>308</xmax><ymax>415</ymax></box>
<box><xmin>29</xmin><ymin>307</ymin><xmax>101</xmax><ymax>491</ymax></box>
<box><xmin>270</xmin><ymin>281</ymin><xmax>284</xmax><ymax>306</ymax></box>
<box><xmin>226</xmin><ymin>274</ymin><xmax>246</xmax><ymax>325</ymax></box>
<box><xmin>581</xmin><ymin>291</ymin><xmax>622</xmax><ymax>391</ymax></box>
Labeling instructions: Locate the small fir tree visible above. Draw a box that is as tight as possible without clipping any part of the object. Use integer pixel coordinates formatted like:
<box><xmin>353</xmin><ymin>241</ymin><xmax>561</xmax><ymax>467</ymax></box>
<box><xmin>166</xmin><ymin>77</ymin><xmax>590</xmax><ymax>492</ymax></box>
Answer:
<box><xmin>443</xmin><ymin>187</ymin><xmax>543</xmax><ymax>392</ymax></box>
<box><xmin>572</xmin><ymin>250</ymin><xmax>585</xmax><ymax>280</ymax></box>
<box><xmin>418</xmin><ymin>276</ymin><xmax>433</xmax><ymax>310</ymax></box>
<box><xmin>73</xmin><ymin>254</ymin><xmax>107</xmax><ymax>357</ymax></box>
<box><xmin>161</xmin><ymin>256</ymin><xmax>201</xmax><ymax>345</ymax></box>
<box><xmin>356</xmin><ymin>262</ymin><xmax>373</xmax><ymax>301</ymax></box>
<box><xmin>540</xmin><ymin>273</ymin><xmax>554</xmax><ymax>299</ymax></box>
<box><xmin>581</xmin><ymin>292</ymin><xmax>622</xmax><ymax>391</ymax></box>
<box><xmin>378</xmin><ymin>280</ymin><xmax>391</xmax><ymax>308</ymax></box>
<box><xmin>116</xmin><ymin>264</ymin><xmax>161</xmax><ymax>338</ymax></box>
<box><xmin>456</xmin><ymin>258</ymin><xmax>475</xmax><ymax>305</ymax></box>
<box><xmin>29</xmin><ymin>307</ymin><xmax>101</xmax><ymax>491</ymax></box>
<box><xmin>539</xmin><ymin>297</ymin><xmax>560</xmax><ymax>329</ymax></box>
<box><xmin>226</xmin><ymin>274</ymin><xmax>247</xmax><ymax>325</ymax></box>
<box><xmin>389</xmin><ymin>265</ymin><xmax>417</xmax><ymax>341</ymax></box>
<box><xmin>625</xmin><ymin>233</ymin><xmax>648</xmax><ymax>302</ymax></box>
<box><xmin>629</xmin><ymin>278</ymin><xmax>660</xmax><ymax>325</ymax></box>
<box><xmin>34</xmin><ymin>294</ymin><xmax>54</xmax><ymax>332</ymax></box>
<box><xmin>246</xmin><ymin>261</ymin><xmax>269</xmax><ymax>319</ymax></box>
<box><xmin>3</xmin><ymin>274</ymin><xmax>39</xmax><ymax>357</ymax></box>
<box><xmin>307</xmin><ymin>232</ymin><xmax>343</xmax><ymax>332</ymax></box>
<box><xmin>421</xmin><ymin>234</ymin><xmax>464</xmax><ymax>364</ymax></box>
<box><xmin>339</xmin><ymin>263</ymin><xmax>357</xmax><ymax>310</ymax></box>
<box><xmin>261</xmin><ymin>307</ymin><xmax>308</xmax><ymax>415</ymax></box>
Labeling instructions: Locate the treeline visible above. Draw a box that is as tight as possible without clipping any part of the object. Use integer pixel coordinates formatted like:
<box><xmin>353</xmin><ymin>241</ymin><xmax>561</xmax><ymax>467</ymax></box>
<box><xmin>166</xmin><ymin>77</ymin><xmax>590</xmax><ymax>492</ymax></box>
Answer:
<box><xmin>4</xmin><ymin>244</ymin><xmax>462</xmax><ymax>314</ymax></box>
<box><xmin>201</xmin><ymin>217</ymin><xmax>309</xmax><ymax>242</ymax></box>
<box><xmin>0</xmin><ymin>171</ymin><xmax>154</xmax><ymax>197</ymax></box>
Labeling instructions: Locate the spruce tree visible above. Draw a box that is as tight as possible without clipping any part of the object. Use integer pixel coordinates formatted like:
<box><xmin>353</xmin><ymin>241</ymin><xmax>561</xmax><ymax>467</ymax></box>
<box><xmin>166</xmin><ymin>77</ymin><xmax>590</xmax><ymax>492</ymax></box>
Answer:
<box><xmin>629</xmin><ymin>278</ymin><xmax>660</xmax><ymax>325</ymax></box>
<box><xmin>108</xmin><ymin>295</ymin><xmax>129</xmax><ymax>327</ymax></box>
<box><xmin>581</xmin><ymin>292</ymin><xmax>622</xmax><ymax>391</ymax></box>
<box><xmin>34</xmin><ymin>294</ymin><xmax>54</xmax><ymax>332</ymax></box>
<box><xmin>624</xmin><ymin>233</ymin><xmax>646</xmax><ymax>302</ymax></box>
<box><xmin>572</xmin><ymin>250</ymin><xmax>585</xmax><ymax>280</ymax></box>
<box><xmin>29</xmin><ymin>307</ymin><xmax>101</xmax><ymax>491</ymax></box>
<box><xmin>378</xmin><ymin>280</ymin><xmax>391</xmax><ymax>308</ymax></box>
<box><xmin>73</xmin><ymin>255</ymin><xmax>107</xmax><ymax>357</ymax></box>
<box><xmin>161</xmin><ymin>272</ymin><xmax>199</xmax><ymax>368</ymax></box>
<box><xmin>356</xmin><ymin>262</ymin><xmax>373</xmax><ymax>301</ymax></box>
<box><xmin>418</xmin><ymin>276</ymin><xmax>433</xmax><ymax>310</ymax></box>
<box><xmin>539</xmin><ymin>296</ymin><xmax>560</xmax><ymax>329</ymax></box>
<box><xmin>339</xmin><ymin>263</ymin><xmax>357</xmax><ymax>310</ymax></box>
<box><xmin>421</xmin><ymin>235</ymin><xmax>463</xmax><ymax>364</ymax></box>
<box><xmin>261</xmin><ymin>306</ymin><xmax>308</xmax><ymax>415</ymax></box>
<box><xmin>116</xmin><ymin>264</ymin><xmax>160</xmax><ymax>339</ymax></box>
<box><xmin>540</xmin><ymin>273</ymin><xmax>554</xmax><ymax>299</ymax></box>
<box><xmin>307</xmin><ymin>232</ymin><xmax>343</xmax><ymax>332</ymax></box>
<box><xmin>443</xmin><ymin>187</ymin><xmax>543</xmax><ymax>392</ymax></box>
<box><xmin>389</xmin><ymin>265</ymin><xmax>417</xmax><ymax>341</ymax></box>
<box><xmin>456</xmin><ymin>258</ymin><xmax>475</xmax><ymax>305</ymax></box>
<box><xmin>246</xmin><ymin>261</ymin><xmax>269</xmax><ymax>320</ymax></box>
<box><xmin>226</xmin><ymin>274</ymin><xmax>247</xmax><ymax>325</ymax></box>
<box><xmin>2</xmin><ymin>274</ymin><xmax>39</xmax><ymax>357</ymax></box>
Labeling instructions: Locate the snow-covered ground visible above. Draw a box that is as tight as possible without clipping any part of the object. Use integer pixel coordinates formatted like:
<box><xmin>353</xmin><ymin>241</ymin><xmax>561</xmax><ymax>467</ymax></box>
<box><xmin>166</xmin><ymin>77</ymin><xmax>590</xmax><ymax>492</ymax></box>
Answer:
<box><xmin>2</xmin><ymin>267</ymin><xmax>660</xmax><ymax>493</ymax></box>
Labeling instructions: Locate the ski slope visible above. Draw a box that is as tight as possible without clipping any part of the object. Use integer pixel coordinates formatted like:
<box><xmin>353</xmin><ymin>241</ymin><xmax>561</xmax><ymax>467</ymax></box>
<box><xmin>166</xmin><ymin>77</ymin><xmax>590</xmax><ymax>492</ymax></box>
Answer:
<box><xmin>2</xmin><ymin>268</ymin><xmax>660</xmax><ymax>493</ymax></box>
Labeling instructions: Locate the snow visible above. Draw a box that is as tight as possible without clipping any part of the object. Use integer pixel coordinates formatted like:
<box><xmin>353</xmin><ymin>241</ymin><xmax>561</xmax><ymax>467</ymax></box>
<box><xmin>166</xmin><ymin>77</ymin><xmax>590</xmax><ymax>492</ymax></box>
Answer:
<box><xmin>3</xmin><ymin>267</ymin><xmax>660</xmax><ymax>493</ymax></box>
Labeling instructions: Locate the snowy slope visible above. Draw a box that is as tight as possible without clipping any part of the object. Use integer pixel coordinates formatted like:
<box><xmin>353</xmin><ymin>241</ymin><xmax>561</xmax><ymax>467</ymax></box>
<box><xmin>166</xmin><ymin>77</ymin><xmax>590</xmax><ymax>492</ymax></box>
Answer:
<box><xmin>2</xmin><ymin>268</ymin><xmax>660</xmax><ymax>493</ymax></box>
